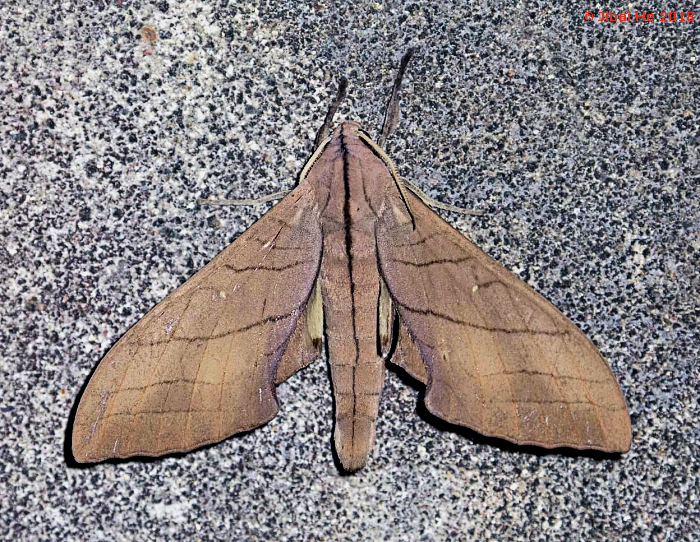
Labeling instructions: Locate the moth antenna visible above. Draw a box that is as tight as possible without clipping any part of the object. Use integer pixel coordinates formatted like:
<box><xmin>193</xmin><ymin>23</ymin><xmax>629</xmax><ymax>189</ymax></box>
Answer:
<box><xmin>378</xmin><ymin>48</ymin><xmax>415</xmax><ymax>148</ymax></box>
<box><xmin>314</xmin><ymin>76</ymin><xmax>349</xmax><ymax>149</ymax></box>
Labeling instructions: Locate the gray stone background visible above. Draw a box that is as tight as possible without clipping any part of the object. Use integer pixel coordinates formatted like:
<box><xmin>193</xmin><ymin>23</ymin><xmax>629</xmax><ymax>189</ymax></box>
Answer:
<box><xmin>1</xmin><ymin>0</ymin><xmax>698</xmax><ymax>540</ymax></box>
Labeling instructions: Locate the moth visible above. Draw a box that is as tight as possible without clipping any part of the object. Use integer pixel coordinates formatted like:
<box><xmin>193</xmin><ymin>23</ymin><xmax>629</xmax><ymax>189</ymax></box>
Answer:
<box><xmin>72</xmin><ymin>50</ymin><xmax>631</xmax><ymax>471</ymax></box>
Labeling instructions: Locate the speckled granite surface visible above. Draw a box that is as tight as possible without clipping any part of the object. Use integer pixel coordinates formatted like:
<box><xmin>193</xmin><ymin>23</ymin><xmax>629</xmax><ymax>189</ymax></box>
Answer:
<box><xmin>1</xmin><ymin>1</ymin><xmax>698</xmax><ymax>540</ymax></box>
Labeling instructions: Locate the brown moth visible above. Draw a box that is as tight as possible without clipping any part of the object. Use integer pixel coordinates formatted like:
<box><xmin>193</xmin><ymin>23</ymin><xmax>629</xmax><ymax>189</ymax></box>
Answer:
<box><xmin>72</xmin><ymin>50</ymin><xmax>631</xmax><ymax>471</ymax></box>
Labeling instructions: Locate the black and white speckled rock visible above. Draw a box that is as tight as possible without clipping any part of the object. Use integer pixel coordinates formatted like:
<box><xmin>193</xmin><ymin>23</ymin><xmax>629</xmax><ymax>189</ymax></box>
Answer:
<box><xmin>1</xmin><ymin>1</ymin><xmax>698</xmax><ymax>540</ymax></box>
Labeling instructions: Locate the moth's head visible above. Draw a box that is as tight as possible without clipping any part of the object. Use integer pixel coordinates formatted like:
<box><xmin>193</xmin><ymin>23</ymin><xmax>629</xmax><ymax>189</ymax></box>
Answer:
<box><xmin>331</xmin><ymin>120</ymin><xmax>362</xmax><ymax>136</ymax></box>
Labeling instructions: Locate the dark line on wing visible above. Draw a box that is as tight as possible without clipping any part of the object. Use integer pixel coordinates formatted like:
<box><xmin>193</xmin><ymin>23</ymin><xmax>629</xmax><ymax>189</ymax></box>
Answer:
<box><xmin>131</xmin><ymin>311</ymin><xmax>296</xmax><ymax>346</ymax></box>
<box><xmin>390</xmin><ymin>256</ymin><xmax>475</xmax><ymax>268</ymax></box>
<box><xmin>223</xmin><ymin>261</ymin><xmax>305</xmax><ymax>273</ymax></box>
<box><xmin>267</xmin><ymin>216</ymin><xmax>295</xmax><ymax>228</ymax></box>
<box><xmin>393</xmin><ymin>232</ymin><xmax>443</xmax><ymax>248</ymax></box>
<box><xmin>341</xmin><ymin>126</ymin><xmax>359</xmax><ymax>447</ymax></box>
<box><xmin>105</xmin><ymin>379</ymin><xmax>221</xmax><ymax>394</ymax></box>
<box><xmin>484</xmin><ymin>369</ymin><xmax>611</xmax><ymax>385</ymax></box>
<box><xmin>486</xmin><ymin>398</ymin><xmax>620</xmax><ymax>408</ymax></box>
<box><xmin>432</xmin><ymin>377</ymin><xmax>626</xmax><ymax>416</ymax></box>
<box><xmin>251</xmin><ymin>238</ymin><xmax>308</xmax><ymax>250</ymax></box>
<box><xmin>96</xmin><ymin>405</ymin><xmax>277</xmax><ymax>422</ymax></box>
<box><xmin>396</xmin><ymin>300</ymin><xmax>566</xmax><ymax>336</ymax></box>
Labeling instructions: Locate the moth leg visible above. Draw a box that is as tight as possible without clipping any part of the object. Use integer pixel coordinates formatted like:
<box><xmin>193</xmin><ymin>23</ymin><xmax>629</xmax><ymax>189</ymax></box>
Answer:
<box><xmin>198</xmin><ymin>190</ymin><xmax>289</xmax><ymax>206</ymax></box>
<box><xmin>378</xmin><ymin>48</ymin><xmax>415</xmax><ymax>148</ymax></box>
<box><xmin>313</xmin><ymin>76</ymin><xmax>349</xmax><ymax>148</ymax></box>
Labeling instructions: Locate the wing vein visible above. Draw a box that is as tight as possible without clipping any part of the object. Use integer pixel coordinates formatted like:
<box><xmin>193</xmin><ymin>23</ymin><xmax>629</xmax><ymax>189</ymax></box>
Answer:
<box><xmin>501</xmin><ymin>285</ymin><xmax>558</xmax><ymax>443</ymax></box>
<box><xmin>561</xmin><ymin>331</ymin><xmax>611</xmax><ymax>448</ymax></box>
<box><xmin>131</xmin><ymin>290</ymin><xmax>198</xmax><ymax>450</ymax></box>
<box><xmin>424</xmin><ymin>232</ymin><xmax>488</xmax><ymax>429</ymax></box>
